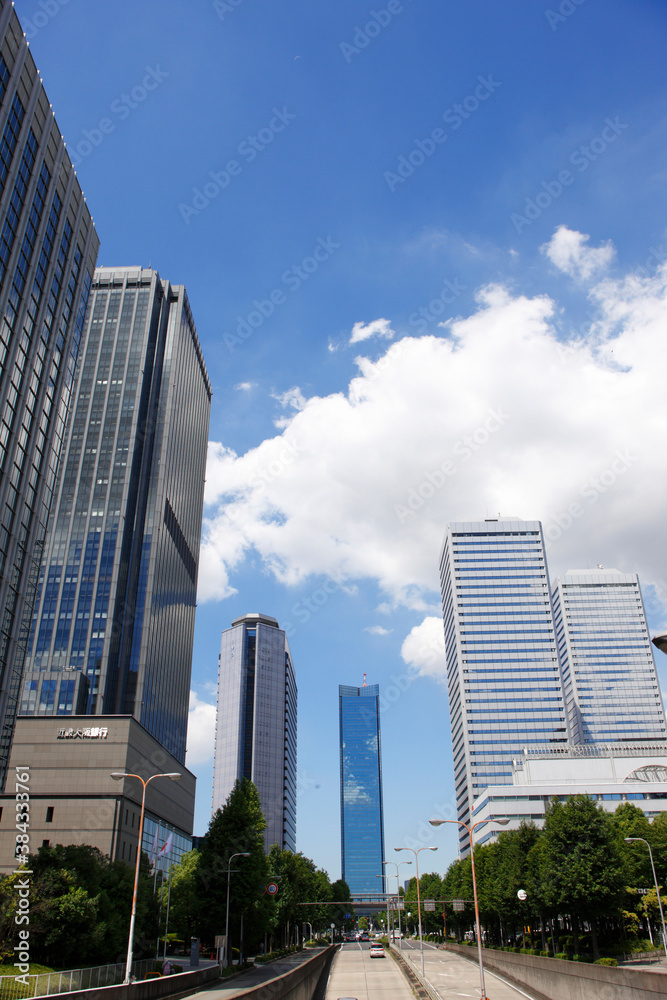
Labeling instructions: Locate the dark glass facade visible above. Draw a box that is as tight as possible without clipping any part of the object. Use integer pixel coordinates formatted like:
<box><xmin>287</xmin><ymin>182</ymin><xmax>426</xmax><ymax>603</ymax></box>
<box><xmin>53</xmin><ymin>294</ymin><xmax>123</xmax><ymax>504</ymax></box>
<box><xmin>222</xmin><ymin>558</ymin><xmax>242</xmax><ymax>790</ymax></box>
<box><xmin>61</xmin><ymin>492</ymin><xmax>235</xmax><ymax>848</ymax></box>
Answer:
<box><xmin>20</xmin><ymin>268</ymin><xmax>211</xmax><ymax>764</ymax></box>
<box><xmin>339</xmin><ymin>683</ymin><xmax>385</xmax><ymax>895</ymax></box>
<box><xmin>0</xmin><ymin>4</ymin><xmax>99</xmax><ymax>788</ymax></box>
<box><xmin>213</xmin><ymin>613</ymin><xmax>297</xmax><ymax>852</ymax></box>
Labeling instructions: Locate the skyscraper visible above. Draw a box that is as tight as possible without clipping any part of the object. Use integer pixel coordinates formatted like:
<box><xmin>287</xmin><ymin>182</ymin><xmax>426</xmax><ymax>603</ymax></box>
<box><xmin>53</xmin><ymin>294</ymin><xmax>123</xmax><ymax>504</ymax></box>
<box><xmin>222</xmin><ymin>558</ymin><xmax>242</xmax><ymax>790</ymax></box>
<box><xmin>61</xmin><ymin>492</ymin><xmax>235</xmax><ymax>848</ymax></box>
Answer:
<box><xmin>212</xmin><ymin>613</ymin><xmax>297</xmax><ymax>852</ymax></box>
<box><xmin>0</xmin><ymin>4</ymin><xmax>99</xmax><ymax>787</ymax></box>
<box><xmin>552</xmin><ymin>568</ymin><xmax>666</xmax><ymax>745</ymax></box>
<box><xmin>439</xmin><ymin>518</ymin><xmax>567</xmax><ymax>853</ymax></box>
<box><xmin>339</xmin><ymin>682</ymin><xmax>385</xmax><ymax>895</ymax></box>
<box><xmin>20</xmin><ymin>267</ymin><xmax>211</xmax><ymax>764</ymax></box>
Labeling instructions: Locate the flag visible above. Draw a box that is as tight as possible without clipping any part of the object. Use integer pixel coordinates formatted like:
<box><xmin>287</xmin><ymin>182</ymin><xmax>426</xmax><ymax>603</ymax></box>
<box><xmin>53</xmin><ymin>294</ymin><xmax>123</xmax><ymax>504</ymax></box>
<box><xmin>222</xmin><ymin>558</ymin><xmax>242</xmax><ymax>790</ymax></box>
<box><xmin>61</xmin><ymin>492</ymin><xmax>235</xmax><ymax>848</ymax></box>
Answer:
<box><xmin>149</xmin><ymin>828</ymin><xmax>159</xmax><ymax>864</ymax></box>
<box><xmin>157</xmin><ymin>832</ymin><xmax>173</xmax><ymax>859</ymax></box>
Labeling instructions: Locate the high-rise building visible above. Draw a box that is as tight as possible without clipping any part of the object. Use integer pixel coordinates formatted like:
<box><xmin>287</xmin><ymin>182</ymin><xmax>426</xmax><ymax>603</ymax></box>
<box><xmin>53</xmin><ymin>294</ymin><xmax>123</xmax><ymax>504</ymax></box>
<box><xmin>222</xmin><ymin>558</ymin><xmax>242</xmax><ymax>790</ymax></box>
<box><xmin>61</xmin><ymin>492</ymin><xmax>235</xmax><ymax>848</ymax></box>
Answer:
<box><xmin>339</xmin><ymin>682</ymin><xmax>385</xmax><ymax>895</ymax></box>
<box><xmin>212</xmin><ymin>613</ymin><xmax>297</xmax><ymax>852</ymax></box>
<box><xmin>439</xmin><ymin>518</ymin><xmax>567</xmax><ymax>853</ymax></box>
<box><xmin>19</xmin><ymin>267</ymin><xmax>211</xmax><ymax>765</ymax></box>
<box><xmin>0</xmin><ymin>4</ymin><xmax>99</xmax><ymax>788</ymax></box>
<box><xmin>552</xmin><ymin>568</ymin><xmax>666</xmax><ymax>746</ymax></box>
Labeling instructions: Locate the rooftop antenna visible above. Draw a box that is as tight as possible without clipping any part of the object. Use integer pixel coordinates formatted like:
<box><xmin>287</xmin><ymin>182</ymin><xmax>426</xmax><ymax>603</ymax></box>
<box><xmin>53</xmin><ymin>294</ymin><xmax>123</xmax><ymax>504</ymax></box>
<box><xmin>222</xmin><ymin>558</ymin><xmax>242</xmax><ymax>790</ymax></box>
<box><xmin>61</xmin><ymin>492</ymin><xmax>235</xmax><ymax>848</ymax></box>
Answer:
<box><xmin>362</xmin><ymin>672</ymin><xmax>367</xmax><ymax>687</ymax></box>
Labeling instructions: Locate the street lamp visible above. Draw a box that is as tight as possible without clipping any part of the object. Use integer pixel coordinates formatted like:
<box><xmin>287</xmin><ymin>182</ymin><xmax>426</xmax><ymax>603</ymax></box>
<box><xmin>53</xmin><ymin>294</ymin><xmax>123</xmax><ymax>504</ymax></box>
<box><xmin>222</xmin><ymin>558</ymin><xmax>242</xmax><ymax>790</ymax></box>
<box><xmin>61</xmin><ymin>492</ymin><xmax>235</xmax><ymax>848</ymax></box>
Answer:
<box><xmin>379</xmin><ymin>860</ymin><xmax>412</xmax><ymax>951</ymax></box>
<box><xmin>224</xmin><ymin>852</ymin><xmax>251</xmax><ymax>968</ymax></box>
<box><xmin>110</xmin><ymin>771</ymin><xmax>181</xmax><ymax>984</ymax></box>
<box><xmin>430</xmin><ymin>817</ymin><xmax>509</xmax><ymax>1000</ymax></box>
<box><xmin>624</xmin><ymin>837</ymin><xmax>667</xmax><ymax>959</ymax></box>
<box><xmin>394</xmin><ymin>845</ymin><xmax>437</xmax><ymax>977</ymax></box>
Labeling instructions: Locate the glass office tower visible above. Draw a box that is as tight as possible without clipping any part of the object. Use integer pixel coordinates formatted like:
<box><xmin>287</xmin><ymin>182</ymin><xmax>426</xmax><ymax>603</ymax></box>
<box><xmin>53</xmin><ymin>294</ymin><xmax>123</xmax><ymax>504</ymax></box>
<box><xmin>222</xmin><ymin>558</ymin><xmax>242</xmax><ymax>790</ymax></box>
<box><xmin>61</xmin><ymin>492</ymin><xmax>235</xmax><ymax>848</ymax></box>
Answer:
<box><xmin>440</xmin><ymin>519</ymin><xmax>568</xmax><ymax>853</ymax></box>
<box><xmin>20</xmin><ymin>268</ymin><xmax>211</xmax><ymax>764</ymax></box>
<box><xmin>552</xmin><ymin>568</ymin><xmax>666</xmax><ymax>745</ymax></box>
<box><xmin>0</xmin><ymin>4</ymin><xmax>99</xmax><ymax>788</ymax></box>
<box><xmin>212</xmin><ymin>613</ymin><xmax>297</xmax><ymax>852</ymax></box>
<box><xmin>339</xmin><ymin>683</ymin><xmax>385</xmax><ymax>895</ymax></box>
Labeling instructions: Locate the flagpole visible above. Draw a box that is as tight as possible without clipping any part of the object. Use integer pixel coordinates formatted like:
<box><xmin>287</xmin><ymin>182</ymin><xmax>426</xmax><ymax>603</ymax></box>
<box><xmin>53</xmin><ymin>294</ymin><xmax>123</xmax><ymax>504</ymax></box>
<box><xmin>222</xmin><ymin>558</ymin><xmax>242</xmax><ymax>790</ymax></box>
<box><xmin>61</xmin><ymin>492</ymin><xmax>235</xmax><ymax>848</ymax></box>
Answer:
<box><xmin>163</xmin><ymin>859</ymin><xmax>173</xmax><ymax>961</ymax></box>
<box><xmin>156</xmin><ymin>869</ymin><xmax>165</xmax><ymax>960</ymax></box>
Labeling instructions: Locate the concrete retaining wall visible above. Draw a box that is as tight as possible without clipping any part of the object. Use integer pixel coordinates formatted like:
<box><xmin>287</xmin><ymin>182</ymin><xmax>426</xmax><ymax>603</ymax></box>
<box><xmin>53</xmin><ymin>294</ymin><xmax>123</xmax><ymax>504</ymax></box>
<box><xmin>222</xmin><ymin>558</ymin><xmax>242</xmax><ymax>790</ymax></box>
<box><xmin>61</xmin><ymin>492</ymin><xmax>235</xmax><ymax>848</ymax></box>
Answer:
<box><xmin>228</xmin><ymin>947</ymin><xmax>335</xmax><ymax>1000</ymax></box>
<box><xmin>447</xmin><ymin>942</ymin><xmax>667</xmax><ymax>1000</ymax></box>
<box><xmin>35</xmin><ymin>948</ymin><xmax>336</xmax><ymax>1000</ymax></box>
<box><xmin>34</xmin><ymin>963</ymin><xmax>220</xmax><ymax>1000</ymax></box>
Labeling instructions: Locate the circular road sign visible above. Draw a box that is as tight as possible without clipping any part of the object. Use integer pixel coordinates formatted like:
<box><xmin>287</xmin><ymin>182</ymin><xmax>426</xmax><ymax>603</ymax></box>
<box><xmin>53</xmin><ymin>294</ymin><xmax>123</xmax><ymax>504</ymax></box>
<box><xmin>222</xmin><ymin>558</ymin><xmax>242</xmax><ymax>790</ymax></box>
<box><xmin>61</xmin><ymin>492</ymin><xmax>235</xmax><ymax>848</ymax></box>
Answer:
<box><xmin>517</xmin><ymin>889</ymin><xmax>527</xmax><ymax>901</ymax></box>
<box><xmin>266</xmin><ymin>882</ymin><xmax>279</xmax><ymax>896</ymax></box>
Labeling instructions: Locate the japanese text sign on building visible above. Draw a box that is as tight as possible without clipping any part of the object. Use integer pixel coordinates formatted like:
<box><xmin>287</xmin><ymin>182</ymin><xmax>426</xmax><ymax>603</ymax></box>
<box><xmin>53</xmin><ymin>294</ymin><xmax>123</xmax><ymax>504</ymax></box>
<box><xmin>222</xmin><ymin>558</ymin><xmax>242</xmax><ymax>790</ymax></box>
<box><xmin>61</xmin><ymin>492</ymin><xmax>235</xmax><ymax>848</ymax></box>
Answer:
<box><xmin>57</xmin><ymin>727</ymin><xmax>108</xmax><ymax>740</ymax></box>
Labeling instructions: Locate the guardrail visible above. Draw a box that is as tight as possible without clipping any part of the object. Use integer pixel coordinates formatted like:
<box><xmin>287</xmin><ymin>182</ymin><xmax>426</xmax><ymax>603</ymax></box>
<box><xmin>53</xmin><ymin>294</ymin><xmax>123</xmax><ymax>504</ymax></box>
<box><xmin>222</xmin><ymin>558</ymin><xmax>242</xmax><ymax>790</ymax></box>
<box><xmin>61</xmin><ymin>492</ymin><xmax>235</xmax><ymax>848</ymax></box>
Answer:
<box><xmin>0</xmin><ymin>959</ymin><xmax>159</xmax><ymax>1000</ymax></box>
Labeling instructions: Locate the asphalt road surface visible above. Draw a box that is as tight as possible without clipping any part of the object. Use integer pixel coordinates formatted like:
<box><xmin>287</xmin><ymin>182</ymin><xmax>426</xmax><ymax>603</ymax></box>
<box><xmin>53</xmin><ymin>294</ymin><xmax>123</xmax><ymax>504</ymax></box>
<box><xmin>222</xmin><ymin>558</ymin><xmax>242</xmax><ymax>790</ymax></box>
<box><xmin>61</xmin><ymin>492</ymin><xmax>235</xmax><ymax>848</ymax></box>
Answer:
<box><xmin>398</xmin><ymin>938</ymin><xmax>545</xmax><ymax>999</ymax></box>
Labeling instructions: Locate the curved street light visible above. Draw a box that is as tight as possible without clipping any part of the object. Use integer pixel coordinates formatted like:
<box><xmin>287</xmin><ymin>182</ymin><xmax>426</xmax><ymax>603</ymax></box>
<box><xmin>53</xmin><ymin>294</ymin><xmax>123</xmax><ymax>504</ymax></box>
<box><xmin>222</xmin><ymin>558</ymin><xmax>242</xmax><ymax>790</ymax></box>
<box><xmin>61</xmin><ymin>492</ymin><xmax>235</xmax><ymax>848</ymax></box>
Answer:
<box><xmin>394</xmin><ymin>845</ymin><xmax>437</xmax><ymax>977</ymax></box>
<box><xmin>430</xmin><ymin>817</ymin><xmax>508</xmax><ymax>1000</ymax></box>
<box><xmin>624</xmin><ymin>836</ymin><xmax>667</xmax><ymax>959</ymax></box>
<box><xmin>110</xmin><ymin>771</ymin><xmax>181</xmax><ymax>984</ymax></box>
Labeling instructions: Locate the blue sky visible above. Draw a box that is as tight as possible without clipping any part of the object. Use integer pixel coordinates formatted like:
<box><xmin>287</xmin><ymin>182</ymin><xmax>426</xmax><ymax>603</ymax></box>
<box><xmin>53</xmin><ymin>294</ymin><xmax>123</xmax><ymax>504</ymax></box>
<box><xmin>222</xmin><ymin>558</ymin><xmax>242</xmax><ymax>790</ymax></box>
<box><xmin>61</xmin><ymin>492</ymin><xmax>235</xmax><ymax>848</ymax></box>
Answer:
<box><xmin>17</xmin><ymin>0</ymin><xmax>667</xmax><ymax>880</ymax></box>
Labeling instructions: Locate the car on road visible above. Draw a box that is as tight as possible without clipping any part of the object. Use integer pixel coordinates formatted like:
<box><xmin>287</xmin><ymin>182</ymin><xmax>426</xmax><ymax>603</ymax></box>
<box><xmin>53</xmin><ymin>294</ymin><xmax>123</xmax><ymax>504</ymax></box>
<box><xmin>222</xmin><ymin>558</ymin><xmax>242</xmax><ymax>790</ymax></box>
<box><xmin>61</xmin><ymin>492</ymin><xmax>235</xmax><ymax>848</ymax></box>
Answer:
<box><xmin>369</xmin><ymin>945</ymin><xmax>385</xmax><ymax>958</ymax></box>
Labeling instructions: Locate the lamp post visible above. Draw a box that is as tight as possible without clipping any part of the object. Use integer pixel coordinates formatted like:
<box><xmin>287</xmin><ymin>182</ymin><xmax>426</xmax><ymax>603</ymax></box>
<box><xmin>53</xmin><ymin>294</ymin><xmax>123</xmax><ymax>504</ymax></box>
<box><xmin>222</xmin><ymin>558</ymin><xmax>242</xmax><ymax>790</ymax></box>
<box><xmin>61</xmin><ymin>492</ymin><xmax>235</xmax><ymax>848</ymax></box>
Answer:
<box><xmin>624</xmin><ymin>837</ymin><xmax>667</xmax><ymax>959</ymax></box>
<box><xmin>430</xmin><ymin>817</ymin><xmax>509</xmax><ymax>1000</ymax></box>
<box><xmin>224</xmin><ymin>852</ymin><xmax>250</xmax><ymax>968</ymax></box>
<box><xmin>394</xmin><ymin>846</ymin><xmax>437</xmax><ymax>977</ymax></box>
<box><xmin>110</xmin><ymin>771</ymin><xmax>181</xmax><ymax>985</ymax></box>
<box><xmin>652</xmin><ymin>634</ymin><xmax>667</xmax><ymax>656</ymax></box>
<box><xmin>379</xmin><ymin>860</ymin><xmax>412</xmax><ymax>951</ymax></box>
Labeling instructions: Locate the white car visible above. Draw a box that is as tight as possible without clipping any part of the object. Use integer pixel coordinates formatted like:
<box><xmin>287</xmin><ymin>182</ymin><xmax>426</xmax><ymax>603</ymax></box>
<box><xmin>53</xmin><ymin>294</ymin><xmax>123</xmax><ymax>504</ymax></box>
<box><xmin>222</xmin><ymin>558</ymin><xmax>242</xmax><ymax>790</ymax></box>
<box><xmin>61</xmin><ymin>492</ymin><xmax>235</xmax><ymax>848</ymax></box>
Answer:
<box><xmin>369</xmin><ymin>945</ymin><xmax>385</xmax><ymax>958</ymax></box>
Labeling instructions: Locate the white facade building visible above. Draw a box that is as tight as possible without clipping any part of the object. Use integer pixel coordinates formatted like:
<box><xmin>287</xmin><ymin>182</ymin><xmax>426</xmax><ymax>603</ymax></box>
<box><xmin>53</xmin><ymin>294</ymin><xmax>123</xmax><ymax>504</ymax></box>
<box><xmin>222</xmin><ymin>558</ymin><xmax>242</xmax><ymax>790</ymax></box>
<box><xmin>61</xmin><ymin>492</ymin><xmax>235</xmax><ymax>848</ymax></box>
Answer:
<box><xmin>439</xmin><ymin>519</ymin><xmax>568</xmax><ymax>853</ymax></box>
<box><xmin>551</xmin><ymin>568</ymin><xmax>666</xmax><ymax>745</ymax></box>
<box><xmin>212</xmin><ymin>613</ymin><xmax>297</xmax><ymax>852</ymax></box>
<box><xmin>472</xmin><ymin>744</ymin><xmax>667</xmax><ymax>846</ymax></box>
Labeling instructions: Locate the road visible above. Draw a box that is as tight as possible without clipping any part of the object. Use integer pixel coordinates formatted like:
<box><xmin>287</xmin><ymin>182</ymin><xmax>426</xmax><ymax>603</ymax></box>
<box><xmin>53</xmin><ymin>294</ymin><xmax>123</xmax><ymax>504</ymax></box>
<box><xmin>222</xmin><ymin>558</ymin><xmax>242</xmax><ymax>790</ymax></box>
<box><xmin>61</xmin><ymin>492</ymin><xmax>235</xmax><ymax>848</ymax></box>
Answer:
<box><xmin>395</xmin><ymin>938</ymin><xmax>545</xmax><ymax>999</ymax></box>
<box><xmin>324</xmin><ymin>941</ymin><xmax>415</xmax><ymax>1000</ymax></box>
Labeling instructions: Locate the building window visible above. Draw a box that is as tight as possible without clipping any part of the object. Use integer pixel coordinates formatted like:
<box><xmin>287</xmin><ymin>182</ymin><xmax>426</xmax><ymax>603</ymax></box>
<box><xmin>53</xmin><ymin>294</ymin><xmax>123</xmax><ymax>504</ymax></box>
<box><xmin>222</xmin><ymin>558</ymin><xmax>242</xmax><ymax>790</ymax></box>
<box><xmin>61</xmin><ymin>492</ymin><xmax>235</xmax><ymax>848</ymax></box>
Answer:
<box><xmin>42</xmin><ymin>839</ymin><xmax>50</xmax><ymax>848</ymax></box>
<box><xmin>46</xmin><ymin>806</ymin><xmax>54</xmax><ymax>823</ymax></box>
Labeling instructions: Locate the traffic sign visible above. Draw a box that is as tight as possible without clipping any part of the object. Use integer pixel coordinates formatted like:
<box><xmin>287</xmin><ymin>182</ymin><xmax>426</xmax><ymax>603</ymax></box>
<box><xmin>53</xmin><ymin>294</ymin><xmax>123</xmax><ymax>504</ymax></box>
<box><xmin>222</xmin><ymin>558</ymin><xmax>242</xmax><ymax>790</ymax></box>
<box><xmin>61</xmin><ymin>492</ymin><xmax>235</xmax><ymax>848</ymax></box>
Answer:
<box><xmin>266</xmin><ymin>881</ymin><xmax>279</xmax><ymax>896</ymax></box>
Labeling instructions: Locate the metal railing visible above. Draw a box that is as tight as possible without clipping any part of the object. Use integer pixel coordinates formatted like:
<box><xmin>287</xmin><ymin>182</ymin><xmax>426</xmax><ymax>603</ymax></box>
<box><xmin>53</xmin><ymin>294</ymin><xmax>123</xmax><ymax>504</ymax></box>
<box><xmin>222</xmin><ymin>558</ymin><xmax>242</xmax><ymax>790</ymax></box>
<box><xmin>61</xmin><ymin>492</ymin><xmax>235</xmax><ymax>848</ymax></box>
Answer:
<box><xmin>0</xmin><ymin>958</ymin><xmax>158</xmax><ymax>1000</ymax></box>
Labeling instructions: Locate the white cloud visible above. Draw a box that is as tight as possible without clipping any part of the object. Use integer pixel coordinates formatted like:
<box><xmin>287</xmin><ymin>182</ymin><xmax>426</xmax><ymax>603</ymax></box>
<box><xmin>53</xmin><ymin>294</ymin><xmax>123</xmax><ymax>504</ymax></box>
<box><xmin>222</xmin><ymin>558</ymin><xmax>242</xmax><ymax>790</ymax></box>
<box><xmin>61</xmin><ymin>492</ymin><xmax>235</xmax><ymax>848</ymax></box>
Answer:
<box><xmin>401</xmin><ymin>617</ymin><xmax>446</xmax><ymax>681</ymax></box>
<box><xmin>365</xmin><ymin>625</ymin><xmax>392</xmax><ymax>636</ymax></box>
<box><xmin>234</xmin><ymin>381</ymin><xmax>256</xmax><ymax>391</ymax></box>
<box><xmin>349</xmin><ymin>318</ymin><xmax>395</xmax><ymax>344</ymax></box>
<box><xmin>185</xmin><ymin>690</ymin><xmax>216</xmax><ymax>766</ymax></box>
<box><xmin>542</xmin><ymin>225</ymin><xmax>615</xmax><ymax>281</ymax></box>
<box><xmin>199</xmin><ymin>229</ymin><xmax>667</xmax><ymax>631</ymax></box>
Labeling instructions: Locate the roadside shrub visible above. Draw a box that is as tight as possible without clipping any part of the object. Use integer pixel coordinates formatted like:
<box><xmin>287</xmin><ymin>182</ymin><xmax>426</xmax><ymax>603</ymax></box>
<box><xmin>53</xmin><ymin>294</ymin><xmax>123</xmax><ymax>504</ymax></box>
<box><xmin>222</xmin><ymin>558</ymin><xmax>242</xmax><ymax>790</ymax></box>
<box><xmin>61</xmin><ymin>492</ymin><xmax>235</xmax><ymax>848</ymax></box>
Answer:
<box><xmin>555</xmin><ymin>952</ymin><xmax>567</xmax><ymax>960</ymax></box>
<box><xmin>595</xmin><ymin>957</ymin><xmax>618</xmax><ymax>967</ymax></box>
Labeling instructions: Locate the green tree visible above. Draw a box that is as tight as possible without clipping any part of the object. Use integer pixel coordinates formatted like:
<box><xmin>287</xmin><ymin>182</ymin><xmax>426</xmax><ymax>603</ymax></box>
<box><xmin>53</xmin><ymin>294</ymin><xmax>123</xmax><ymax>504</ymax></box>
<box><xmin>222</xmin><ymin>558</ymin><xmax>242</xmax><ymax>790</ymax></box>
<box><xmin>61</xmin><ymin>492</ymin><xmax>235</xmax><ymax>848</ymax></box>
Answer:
<box><xmin>539</xmin><ymin>795</ymin><xmax>626</xmax><ymax>959</ymax></box>
<box><xmin>160</xmin><ymin>850</ymin><xmax>201</xmax><ymax>946</ymax></box>
<box><xmin>198</xmin><ymin>778</ymin><xmax>271</xmax><ymax>954</ymax></box>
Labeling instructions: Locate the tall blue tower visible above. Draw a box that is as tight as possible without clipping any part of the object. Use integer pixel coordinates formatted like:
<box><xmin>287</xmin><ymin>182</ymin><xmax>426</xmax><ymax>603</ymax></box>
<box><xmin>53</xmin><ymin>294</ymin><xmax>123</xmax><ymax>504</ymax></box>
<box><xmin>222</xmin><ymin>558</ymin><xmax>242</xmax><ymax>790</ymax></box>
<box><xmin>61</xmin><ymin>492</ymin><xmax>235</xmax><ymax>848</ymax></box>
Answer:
<box><xmin>339</xmin><ymin>681</ymin><xmax>385</xmax><ymax>895</ymax></box>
